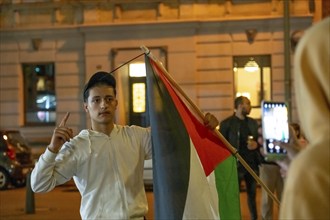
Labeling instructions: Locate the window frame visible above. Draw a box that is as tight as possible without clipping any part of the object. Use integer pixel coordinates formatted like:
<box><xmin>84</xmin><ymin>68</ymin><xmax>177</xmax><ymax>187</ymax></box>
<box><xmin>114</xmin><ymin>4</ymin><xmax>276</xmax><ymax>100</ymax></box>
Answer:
<box><xmin>22</xmin><ymin>62</ymin><xmax>56</xmax><ymax>126</ymax></box>
<box><xmin>233</xmin><ymin>55</ymin><xmax>272</xmax><ymax>118</ymax></box>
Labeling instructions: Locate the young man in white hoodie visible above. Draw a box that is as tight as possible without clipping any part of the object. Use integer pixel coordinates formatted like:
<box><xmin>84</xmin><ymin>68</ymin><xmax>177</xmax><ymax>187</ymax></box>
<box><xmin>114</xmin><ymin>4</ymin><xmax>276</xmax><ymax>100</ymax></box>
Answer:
<box><xmin>31</xmin><ymin>71</ymin><xmax>219</xmax><ymax>219</ymax></box>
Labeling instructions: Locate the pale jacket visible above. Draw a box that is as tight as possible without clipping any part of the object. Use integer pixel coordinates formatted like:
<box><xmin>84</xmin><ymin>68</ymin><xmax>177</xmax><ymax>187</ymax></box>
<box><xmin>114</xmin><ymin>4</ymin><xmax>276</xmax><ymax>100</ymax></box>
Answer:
<box><xmin>31</xmin><ymin>125</ymin><xmax>152</xmax><ymax>220</ymax></box>
<box><xmin>279</xmin><ymin>17</ymin><xmax>330</xmax><ymax>219</ymax></box>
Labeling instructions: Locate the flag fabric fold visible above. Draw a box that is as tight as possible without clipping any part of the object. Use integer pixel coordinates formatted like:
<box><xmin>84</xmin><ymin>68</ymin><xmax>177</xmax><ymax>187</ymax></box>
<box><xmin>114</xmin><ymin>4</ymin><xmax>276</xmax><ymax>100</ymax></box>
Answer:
<box><xmin>145</xmin><ymin>54</ymin><xmax>241</xmax><ymax>219</ymax></box>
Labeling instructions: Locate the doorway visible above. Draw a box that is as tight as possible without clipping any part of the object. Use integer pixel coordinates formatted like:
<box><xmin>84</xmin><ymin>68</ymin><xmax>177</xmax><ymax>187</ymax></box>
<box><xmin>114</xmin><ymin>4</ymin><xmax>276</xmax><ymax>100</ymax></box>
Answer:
<box><xmin>111</xmin><ymin>47</ymin><xmax>167</xmax><ymax>126</ymax></box>
<box><xmin>233</xmin><ymin>55</ymin><xmax>271</xmax><ymax>119</ymax></box>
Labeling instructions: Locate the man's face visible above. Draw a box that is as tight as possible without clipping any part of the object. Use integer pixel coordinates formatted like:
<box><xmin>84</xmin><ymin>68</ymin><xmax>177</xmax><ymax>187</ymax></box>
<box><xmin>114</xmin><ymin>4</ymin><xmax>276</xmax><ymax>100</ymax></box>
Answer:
<box><xmin>241</xmin><ymin>97</ymin><xmax>251</xmax><ymax>116</ymax></box>
<box><xmin>84</xmin><ymin>85</ymin><xmax>118</xmax><ymax>126</ymax></box>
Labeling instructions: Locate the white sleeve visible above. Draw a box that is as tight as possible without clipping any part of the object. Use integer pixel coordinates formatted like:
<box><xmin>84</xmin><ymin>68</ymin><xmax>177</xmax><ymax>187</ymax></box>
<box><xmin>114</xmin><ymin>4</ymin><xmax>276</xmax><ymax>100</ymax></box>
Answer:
<box><xmin>31</xmin><ymin>146</ymin><xmax>75</xmax><ymax>193</ymax></box>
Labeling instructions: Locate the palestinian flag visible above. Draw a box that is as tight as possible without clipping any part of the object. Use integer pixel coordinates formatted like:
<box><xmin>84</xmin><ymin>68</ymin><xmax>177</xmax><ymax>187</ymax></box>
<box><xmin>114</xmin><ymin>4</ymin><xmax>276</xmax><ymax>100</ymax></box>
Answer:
<box><xmin>145</xmin><ymin>54</ymin><xmax>241</xmax><ymax>219</ymax></box>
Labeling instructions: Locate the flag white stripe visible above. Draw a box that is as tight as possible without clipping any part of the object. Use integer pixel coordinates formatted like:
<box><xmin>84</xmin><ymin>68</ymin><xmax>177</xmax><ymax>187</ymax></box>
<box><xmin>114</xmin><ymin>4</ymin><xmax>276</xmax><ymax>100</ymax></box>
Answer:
<box><xmin>183</xmin><ymin>138</ymin><xmax>220</xmax><ymax>219</ymax></box>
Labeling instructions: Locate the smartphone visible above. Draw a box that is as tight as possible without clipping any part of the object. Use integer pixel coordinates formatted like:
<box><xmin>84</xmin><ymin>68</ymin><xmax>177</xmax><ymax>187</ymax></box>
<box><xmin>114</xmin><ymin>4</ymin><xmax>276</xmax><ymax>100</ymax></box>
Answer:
<box><xmin>261</xmin><ymin>101</ymin><xmax>289</xmax><ymax>161</ymax></box>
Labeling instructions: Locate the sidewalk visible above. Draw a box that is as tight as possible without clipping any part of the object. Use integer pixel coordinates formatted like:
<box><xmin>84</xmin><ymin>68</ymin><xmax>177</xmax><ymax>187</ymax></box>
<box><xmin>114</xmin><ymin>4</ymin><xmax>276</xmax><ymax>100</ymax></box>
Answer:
<box><xmin>0</xmin><ymin>183</ymin><xmax>81</xmax><ymax>220</ymax></box>
<box><xmin>2</xmin><ymin>145</ymin><xmax>274</xmax><ymax>220</ymax></box>
<box><xmin>0</xmin><ymin>184</ymin><xmax>155</xmax><ymax>220</ymax></box>
<box><xmin>0</xmin><ymin>183</ymin><xmax>270</xmax><ymax>220</ymax></box>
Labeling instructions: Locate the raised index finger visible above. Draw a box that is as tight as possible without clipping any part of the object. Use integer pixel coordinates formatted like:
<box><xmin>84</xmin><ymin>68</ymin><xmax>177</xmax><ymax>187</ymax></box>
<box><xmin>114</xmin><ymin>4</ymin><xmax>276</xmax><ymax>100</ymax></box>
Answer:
<box><xmin>59</xmin><ymin>112</ymin><xmax>70</xmax><ymax>127</ymax></box>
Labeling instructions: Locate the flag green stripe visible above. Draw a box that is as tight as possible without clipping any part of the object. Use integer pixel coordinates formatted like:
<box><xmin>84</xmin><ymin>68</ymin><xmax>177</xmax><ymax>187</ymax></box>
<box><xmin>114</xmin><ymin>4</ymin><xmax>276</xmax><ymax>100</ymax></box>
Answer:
<box><xmin>215</xmin><ymin>155</ymin><xmax>241</xmax><ymax>219</ymax></box>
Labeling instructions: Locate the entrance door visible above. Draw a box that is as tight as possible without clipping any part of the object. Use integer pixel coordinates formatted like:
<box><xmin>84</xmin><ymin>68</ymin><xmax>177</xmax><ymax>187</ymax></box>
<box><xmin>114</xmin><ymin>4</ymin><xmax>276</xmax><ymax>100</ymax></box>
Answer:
<box><xmin>233</xmin><ymin>55</ymin><xmax>271</xmax><ymax>118</ymax></box>
<box><xmin>112</xmin><ymin>47</ymin><xmax>167</xmax><ymax>126</ymax></box>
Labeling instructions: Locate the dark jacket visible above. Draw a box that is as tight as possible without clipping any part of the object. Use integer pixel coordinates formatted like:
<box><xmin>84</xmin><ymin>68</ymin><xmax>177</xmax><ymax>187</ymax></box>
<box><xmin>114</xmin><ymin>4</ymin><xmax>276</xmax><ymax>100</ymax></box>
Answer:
<box><xmin>220</xmin><ymin>114</ymin><xmax>260</xmax><ymax>171</ymax></box>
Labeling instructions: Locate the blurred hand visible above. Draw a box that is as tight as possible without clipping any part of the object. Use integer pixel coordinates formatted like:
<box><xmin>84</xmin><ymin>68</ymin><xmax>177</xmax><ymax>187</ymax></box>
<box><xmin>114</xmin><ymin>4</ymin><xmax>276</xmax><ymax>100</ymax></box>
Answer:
<box><xmin>48</xmin><ymin>112</ymin><xmax>73</xmax><ymax>154</ymax></box>
<box><xmin>276</xmin><ymin>126</ymin><xmax>301</xmax><ymax>160</ymax></box>
<box><xmin>247</xmin><ymin>139</ymin><xmax>258</xmax><ymax>150</ymax></box>
<box><xmin>204</xmin><ymin>112</ymin><xmax>219</xmax><ymax>130</ymax></box>
<box><xmin>275</xmin><ymin>126</ymin><xmax>302</xmax><ymax>177</ymax></box>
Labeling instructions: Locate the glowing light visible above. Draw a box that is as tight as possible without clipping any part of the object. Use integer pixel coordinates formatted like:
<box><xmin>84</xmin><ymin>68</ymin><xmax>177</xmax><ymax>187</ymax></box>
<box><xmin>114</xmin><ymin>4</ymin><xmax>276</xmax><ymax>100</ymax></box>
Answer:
<box><xmin>244</xmin><ymin>60</ymin><xmax>259</xmax><ymax>72</ymax></box>
<box><xmin>132</xmin><ymin>83</ymin><xmax>146</xmax><ymax>113</ymax></box>
<box><xmin>129</xmin><ymin>63</ymin><xmax>146</xmax><ymax>77</ymax></box>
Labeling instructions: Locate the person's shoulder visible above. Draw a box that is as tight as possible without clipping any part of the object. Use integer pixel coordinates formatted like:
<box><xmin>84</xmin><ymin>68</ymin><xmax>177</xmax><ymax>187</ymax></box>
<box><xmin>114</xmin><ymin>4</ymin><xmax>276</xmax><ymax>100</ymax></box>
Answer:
<box><xmin>305</xmin><ymin>17</ymin><xmax>329</xmax><ymax>39</ymax></box>
<box><xmin>116</xmin><ymin>124</ymin><xmax>148</xmax><ymax>130</ymax></box>
<box><xmin>73</xmin><ymin>129</ymin><xmax>91</xmax><ymax>141</ymax></box>
<box><xmin>221</xmin><ymin>115</ymin><xmax>235</xmax><ymax>123</ymax></box>
<box><xmin>246</xmin><ymin>116</ymin><xmax>258</xmax><ymax>124</ymax></box>
<box><xmin>296</xmin><ymin>18</ymin><xmax>330</xmax><ymax>54</ymax></box>
<box><xmin>60</xmin><ymin>130</ymin><xmax>91</xmax><ymax>154</ymax></box>
<box><xmin>116</xmin><ymin>124</ymin><xmax>150</xmax><ymax>135</ymax></box>
<box><xmin>289</xmin><ymin>141</ymin><xmax>329</xmax><ymax>179</ymax></box>
<box><xmin>281</xmin><ymin>142</ymin><xmax>330</xmax><ymax>219</ymax></box>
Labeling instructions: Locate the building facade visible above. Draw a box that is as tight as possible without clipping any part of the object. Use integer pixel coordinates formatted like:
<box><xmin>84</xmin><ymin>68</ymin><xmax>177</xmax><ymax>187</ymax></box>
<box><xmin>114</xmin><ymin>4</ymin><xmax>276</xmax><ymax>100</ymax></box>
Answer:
<box><xmin>0</xmin><ymin>0</ymin><xmax>326</xmax><ymax>145</ymax></box>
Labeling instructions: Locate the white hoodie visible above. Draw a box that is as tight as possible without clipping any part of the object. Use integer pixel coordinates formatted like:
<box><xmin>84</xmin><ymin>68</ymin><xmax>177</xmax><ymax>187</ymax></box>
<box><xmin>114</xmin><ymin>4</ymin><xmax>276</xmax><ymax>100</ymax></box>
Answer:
<box><xmin>31</xmin><ymin>125</ymin><xmax>152</xmax><ymax>220</ymax></box>
<box><xmin>279</xmin><ymin>17</ymin><xmax>330</xmax><ymax>219</ymax></box>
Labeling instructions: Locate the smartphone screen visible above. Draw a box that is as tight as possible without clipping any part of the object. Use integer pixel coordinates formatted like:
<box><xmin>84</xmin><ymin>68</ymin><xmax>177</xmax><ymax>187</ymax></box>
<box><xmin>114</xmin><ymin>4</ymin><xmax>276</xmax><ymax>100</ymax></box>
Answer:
<box><xmin>261</xmin><ymin>101</ymin><xmax>289</xmax><ymax>160</ymax></box>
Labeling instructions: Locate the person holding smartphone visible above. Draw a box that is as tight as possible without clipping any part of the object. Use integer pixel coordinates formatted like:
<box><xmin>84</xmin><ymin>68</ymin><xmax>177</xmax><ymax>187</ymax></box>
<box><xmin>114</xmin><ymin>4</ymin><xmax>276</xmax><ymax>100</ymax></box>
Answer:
<box><xmin>219</xmin><ymin>96</ymin><xmax>260</xmax><ymax>220</ymax></box>
<box><xmin>276</xmin><ymin>17</ymin><xmax>329</xmax><ymax>219</ymax></box>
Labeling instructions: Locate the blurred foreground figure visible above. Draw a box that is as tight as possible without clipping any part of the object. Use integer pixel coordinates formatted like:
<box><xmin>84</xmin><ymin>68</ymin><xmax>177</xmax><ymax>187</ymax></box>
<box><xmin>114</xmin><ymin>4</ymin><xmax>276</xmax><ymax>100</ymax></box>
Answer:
<box><xmin>278</xmin><ymin>17</ymin><xmax>329</xmax><ymax>219</ymax></box>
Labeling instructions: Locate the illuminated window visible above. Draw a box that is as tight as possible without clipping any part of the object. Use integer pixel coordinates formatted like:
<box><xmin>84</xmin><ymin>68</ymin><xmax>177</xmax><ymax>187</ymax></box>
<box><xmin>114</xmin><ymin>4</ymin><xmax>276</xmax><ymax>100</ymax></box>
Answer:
<box><xmin>129</xmin><ymin>63</ymin><xmax>146</xmax><ymax>114</ymax></box>
<box><xmin>128</xmin><ymin>62</ymin><xmax>147</xmax><ymax>126</ymax></box>
<box><xmin>233</xmin><ymin>55</ymin><xmax>271</xmax><ymax>118</ymax></box>
<box><xmin>129</xmin><ymin>63</ymin><xmax>146</xmax><ymax>77</ymax></box>
<box><xmin>22</xmin><ymin>63</ymin><xmax>56</xmax><ymax>125</ymax></box>
<box><xmin>112</xmin><ymin>47</ymin><xmax>167</xmax><ymax>127</ymax></box>
<box><xmin>132</xmin><ymin>83</ymin><xmax>146</xmax><ymax>113</ymax></box>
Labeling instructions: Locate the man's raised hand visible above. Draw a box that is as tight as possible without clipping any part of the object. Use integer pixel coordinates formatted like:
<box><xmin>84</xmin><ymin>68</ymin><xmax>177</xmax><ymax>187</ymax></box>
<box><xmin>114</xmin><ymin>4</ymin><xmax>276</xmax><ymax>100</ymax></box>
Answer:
<box><xmin>48</xmin><ymin>112</ymin><xmax>73</xmax><ymax>154</ymax></box>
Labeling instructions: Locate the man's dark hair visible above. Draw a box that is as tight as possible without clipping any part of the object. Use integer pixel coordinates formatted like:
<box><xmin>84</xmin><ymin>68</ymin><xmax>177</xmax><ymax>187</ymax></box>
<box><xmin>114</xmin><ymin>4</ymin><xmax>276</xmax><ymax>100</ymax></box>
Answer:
<box><xmin>83</xmin><ymin>71</ymin><xmax>116</xmax><ymax>102</ymax></box>
<box><xmin>290</xmin><ymin>30</ymin><xmax>304</xmax><ymax>52</ymax></box>
<box><xmin>234</xmin><ymin>96</ymin><xmax>245</xmax><ymax>109</ymax></box>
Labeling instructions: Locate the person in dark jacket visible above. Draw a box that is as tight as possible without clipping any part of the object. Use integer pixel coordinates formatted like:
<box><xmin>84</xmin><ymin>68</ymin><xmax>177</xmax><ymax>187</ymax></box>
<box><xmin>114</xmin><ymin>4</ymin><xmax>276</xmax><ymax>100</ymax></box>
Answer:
<box><xmin>220</xmin><ymin>96</ymin><xmax>260</xmax><ymax>220</ymax></box>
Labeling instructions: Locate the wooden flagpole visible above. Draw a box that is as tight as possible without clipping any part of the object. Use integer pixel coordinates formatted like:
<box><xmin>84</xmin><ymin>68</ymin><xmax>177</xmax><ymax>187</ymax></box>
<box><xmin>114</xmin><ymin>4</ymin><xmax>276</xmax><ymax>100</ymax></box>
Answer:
<box><xmin>141</xmin><ymin>45</ymin><xmax>280</xmax><ymax>206</ymax></box>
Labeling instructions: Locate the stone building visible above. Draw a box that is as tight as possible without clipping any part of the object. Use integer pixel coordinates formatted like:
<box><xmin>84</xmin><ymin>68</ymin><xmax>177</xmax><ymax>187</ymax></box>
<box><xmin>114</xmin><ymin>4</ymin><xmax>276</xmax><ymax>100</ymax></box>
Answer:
<box><xmin>0</xmin><ymin>0</ymin><xmax>328</xmax><ymax>145</ymax></box>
